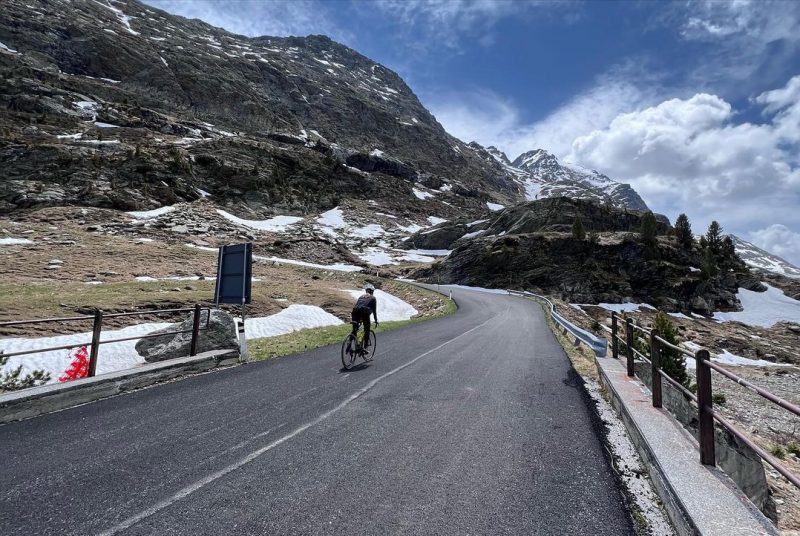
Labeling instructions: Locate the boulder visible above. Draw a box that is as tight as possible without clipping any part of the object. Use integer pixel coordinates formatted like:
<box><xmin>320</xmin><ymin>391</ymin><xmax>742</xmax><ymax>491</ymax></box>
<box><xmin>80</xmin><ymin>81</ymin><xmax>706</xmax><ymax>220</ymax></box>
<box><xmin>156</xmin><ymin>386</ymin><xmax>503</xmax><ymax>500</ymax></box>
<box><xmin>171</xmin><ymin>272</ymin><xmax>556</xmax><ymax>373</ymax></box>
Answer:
<box><xmin>135</xmin><ymin>309</ymin><xmax>239</xmax><ymax>363</ymax></box>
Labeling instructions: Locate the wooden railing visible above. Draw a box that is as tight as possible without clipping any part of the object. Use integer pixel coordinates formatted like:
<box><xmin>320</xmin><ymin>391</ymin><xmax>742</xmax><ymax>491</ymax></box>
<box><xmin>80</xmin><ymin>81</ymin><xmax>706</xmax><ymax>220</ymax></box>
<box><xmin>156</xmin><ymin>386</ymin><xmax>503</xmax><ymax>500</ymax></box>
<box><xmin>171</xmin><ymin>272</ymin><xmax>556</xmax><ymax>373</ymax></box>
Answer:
<box><xmin>605</xmin><ymin>312</ymin><xmax>800</xmax><ymax>490</ymax></box>
<box><xmin>0</xmin><ymin>305</ymin><xmax>211</xmax><ymax>379</ymax></box>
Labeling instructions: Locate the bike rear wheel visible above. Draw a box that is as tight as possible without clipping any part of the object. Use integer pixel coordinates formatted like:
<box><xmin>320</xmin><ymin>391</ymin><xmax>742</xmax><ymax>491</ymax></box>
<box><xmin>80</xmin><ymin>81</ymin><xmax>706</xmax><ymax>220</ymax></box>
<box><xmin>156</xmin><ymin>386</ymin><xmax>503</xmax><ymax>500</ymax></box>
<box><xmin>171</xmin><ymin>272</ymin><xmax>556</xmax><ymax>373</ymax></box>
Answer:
<box><xmin>341</xmin><ymin>333</ymin><xmax>358</xmax><ymax>370</ymax></box>
<box><xmin>363</xmin><ymin>331</ymin><xmax>376</xmax><ymax>362</ymax></box>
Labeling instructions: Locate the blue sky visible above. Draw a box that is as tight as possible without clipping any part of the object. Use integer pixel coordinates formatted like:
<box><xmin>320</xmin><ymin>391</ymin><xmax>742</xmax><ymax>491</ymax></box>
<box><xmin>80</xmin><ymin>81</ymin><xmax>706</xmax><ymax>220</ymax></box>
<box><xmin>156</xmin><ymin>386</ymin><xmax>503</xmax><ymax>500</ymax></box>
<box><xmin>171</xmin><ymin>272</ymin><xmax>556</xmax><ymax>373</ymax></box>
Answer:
<box><xmin>144</xmin><ymin>0</ymin><xmax>800</xmax><ymax>265</ymax></box>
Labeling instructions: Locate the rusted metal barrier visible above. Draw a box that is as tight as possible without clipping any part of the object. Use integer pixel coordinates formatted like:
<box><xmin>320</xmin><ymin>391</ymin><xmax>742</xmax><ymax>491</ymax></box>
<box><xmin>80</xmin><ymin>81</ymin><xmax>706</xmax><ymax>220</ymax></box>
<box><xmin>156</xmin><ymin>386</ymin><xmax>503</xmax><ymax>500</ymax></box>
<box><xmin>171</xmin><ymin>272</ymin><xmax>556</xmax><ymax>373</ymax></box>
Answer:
<box><xmin>0</xmin><ymin>306</ymin><xmax>212</xmax><ymax>379</ymax></box>
<box><xmin>609</xmin><ymin>311</ymin><xmax>798</xmax><ymax>491</ymax></box>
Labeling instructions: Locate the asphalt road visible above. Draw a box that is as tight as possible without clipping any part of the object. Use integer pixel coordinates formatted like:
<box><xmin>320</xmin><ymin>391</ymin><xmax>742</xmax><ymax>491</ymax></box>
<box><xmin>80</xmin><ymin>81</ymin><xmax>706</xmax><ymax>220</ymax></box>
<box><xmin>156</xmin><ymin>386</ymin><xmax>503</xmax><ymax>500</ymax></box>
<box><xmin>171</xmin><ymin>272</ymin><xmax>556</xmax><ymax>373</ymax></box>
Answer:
<box><xmin>0</xmin><ymin>285</ymin><xmax>634</xmax><ymax>535</ymax></box>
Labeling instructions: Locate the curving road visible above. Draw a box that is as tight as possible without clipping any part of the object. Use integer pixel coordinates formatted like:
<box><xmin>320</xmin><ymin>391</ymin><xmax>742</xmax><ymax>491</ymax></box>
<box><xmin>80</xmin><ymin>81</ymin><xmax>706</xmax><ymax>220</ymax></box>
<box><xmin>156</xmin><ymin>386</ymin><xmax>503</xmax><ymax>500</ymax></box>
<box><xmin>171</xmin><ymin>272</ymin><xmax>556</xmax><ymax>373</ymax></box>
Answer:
<box><xmin>0</xmin><ymin>286</ymin><xmax>634</xmax><ymax>535</ymax></box>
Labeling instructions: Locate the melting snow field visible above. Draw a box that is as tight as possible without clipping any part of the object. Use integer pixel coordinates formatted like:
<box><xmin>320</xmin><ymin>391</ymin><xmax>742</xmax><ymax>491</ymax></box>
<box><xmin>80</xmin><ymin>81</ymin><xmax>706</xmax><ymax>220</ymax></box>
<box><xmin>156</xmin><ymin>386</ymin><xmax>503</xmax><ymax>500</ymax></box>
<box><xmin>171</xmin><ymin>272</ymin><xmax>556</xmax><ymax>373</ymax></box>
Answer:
<box><xmin>344</xmin><ymin>289</ymin><xmax>418</xmax><ymax>321</ymax></box>
<box><xmin>216</xmin><ymin>210</ymin><xmax>303</xmax><ymax>232</ymax></box>
<box><xmin>682</xmin><ymin>342</ymin><xmax>786</xmax><ymax>369</ymax></box>
<box><xmin>712</xmin><ymin>284</ymin><xmax>800</xmax><ymax>328</ymax></box>
<box><xmin>244</xmin><ymin>305</ymin><xmax>342</xmax><ymax>339</ymax></box>
<box><xmin>128</xmin><ymin>206</ymin><xmax>175</xmax><ymax>219</ymax></box>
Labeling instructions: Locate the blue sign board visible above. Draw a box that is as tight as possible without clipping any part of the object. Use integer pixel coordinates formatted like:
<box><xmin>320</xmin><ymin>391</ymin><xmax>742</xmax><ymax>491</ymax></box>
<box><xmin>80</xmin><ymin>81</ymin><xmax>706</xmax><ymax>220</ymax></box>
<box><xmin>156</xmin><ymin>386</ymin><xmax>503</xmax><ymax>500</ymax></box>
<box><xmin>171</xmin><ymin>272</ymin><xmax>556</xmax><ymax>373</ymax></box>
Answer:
<box><xmin>214</xmin><ymin>243</ymin><xmax>252</xmax><ymax>304</ymax></box>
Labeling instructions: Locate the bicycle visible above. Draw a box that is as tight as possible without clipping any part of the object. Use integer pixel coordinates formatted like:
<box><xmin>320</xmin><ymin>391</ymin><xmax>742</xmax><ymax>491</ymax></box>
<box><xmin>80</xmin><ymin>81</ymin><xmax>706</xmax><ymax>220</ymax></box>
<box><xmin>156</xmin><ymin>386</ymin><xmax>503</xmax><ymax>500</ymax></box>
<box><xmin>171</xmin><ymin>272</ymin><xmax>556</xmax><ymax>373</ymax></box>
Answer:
<box><xmin>341</xmin><ymin>321</ymin><xmax>376</xmax><ymax>370</ymax></box>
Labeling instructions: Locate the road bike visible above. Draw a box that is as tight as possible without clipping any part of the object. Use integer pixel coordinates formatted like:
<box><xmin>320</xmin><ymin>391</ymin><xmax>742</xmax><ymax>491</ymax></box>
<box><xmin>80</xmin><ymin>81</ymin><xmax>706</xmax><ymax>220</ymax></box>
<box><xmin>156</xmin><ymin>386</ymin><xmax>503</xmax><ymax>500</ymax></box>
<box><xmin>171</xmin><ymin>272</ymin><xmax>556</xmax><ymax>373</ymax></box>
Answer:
<box><xmin>341</xmin><ymin>321</ymin><xmax>376</xmax><ymax>370</ymax></box>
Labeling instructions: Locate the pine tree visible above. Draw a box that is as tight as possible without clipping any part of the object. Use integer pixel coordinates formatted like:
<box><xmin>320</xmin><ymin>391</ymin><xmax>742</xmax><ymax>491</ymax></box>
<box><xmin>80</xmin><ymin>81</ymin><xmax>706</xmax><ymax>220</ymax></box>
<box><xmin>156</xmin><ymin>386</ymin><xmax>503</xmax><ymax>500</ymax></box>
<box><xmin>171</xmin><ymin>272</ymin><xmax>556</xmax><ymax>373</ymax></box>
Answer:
<box><xmin>1</xmin><ymin>352</ymin><xmax>51</xmax><ymax>392</ymax></box>
<box><xmin>674</xmin><ymin>213</ymin><xmax>693</xmax><ymax>249</ymax></box>
<box><xmin>640</xmin><ymin>212</ymin><xmax>658</xmax><ymax>246</ymax></box>
<box><xmin>706</xmin><ymin>221</ymin><xmax>723</xmax><ymax>256</ymax></box>
<box><xmin>721</xmin><ymin>236</ymin><xmax>738</xmax><ymax>268</ymax></box>
<box><xmin>652</xmin><ymin>312</ymin><xmax>688</xmax><ymax>387</ymax></box>
<box><xmin>572</xmin><ymin>213</ymin><xmax>585</xmax><ymax>240</ymax></box>
<box><xmin>701</xmin><ymin>248</ymin><xmax>719</xmax><ymax>279</ymax></box>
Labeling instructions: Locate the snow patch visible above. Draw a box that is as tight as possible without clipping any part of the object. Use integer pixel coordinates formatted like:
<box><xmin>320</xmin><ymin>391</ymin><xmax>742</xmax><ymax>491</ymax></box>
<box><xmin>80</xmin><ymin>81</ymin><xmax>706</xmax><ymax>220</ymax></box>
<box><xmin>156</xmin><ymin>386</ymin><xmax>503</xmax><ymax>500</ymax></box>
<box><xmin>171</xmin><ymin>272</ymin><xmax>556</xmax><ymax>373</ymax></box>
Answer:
<box><xmin>127</xmin><ymin>206</ymin><xmax>175</xmax><ymax>219</ymax></box>
<box><xmin>712</xmin><ymin>284</ymin><xmax>800</xmax><ymax>327</ymax></box>
<box><xmin>428</xmin><ymin>216</ymin><xmax>447</xmax><ymax>226</ymax></box>
<box><xmin>349</xmin><ymin>224</ymin><xmax>385</xmax><ymax>239</ymax></box>
<box><xmin>486</xmin><ymin>202</ymin><xmax>505</xmax><ymax>211</ymax></box>
<box><xmin>0</xmin><ymin>238</ymin><xmax>33</xmax><ymax>245</ymax></box>
<box><xmin>316</xmin><ymin>207</ymin><xmax>346</xmax><ymax>229</ymax></box>
<box><xmin>216</xmin><ymin>210</ymin><xmax>302</xmax><ymax>232</ymax></box>
<box><xmin>413</xmin><ymin>187</ymin><xmax>434</xmax><ymax>200</ymax></box>
<box><xmin>245</xmin><ymin>305</ymin><xmax>342</xmax><ymax>339</ymax></box>
<box><xmin>344</xmin><ymin>289</ymin><xmax>417</xmax><ymax>321</ymax></box>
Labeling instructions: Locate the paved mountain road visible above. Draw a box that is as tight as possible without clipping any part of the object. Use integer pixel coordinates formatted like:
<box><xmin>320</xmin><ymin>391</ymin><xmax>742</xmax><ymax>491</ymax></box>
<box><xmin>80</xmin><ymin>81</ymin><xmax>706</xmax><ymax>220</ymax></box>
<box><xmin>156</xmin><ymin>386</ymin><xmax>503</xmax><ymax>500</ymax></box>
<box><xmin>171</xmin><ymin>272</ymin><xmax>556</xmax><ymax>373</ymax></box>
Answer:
<box><xmin>0</xmin><ymin>286</ymin><xmax>634</xmax><ymax>535</ymax></box>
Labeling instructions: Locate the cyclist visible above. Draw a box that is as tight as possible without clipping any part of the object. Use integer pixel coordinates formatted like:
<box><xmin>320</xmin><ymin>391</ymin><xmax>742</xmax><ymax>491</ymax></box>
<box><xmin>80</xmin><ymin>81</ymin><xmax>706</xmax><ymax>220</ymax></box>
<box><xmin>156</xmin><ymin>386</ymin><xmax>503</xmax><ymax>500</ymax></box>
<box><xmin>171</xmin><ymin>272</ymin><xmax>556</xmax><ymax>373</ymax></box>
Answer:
<box><xmin>351</xmin><ymin>283</ymin><xmax>378</xmax><ymax>348</ymax></box>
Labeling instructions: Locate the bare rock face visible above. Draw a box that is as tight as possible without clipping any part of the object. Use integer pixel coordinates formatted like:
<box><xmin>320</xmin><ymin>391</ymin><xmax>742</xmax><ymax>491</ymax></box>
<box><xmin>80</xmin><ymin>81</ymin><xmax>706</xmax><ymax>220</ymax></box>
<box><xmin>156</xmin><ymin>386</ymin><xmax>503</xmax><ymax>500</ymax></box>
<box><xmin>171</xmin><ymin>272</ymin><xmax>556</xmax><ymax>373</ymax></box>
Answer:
<box><xmin>135</xmin><ymin>309</ymin><xmax>239</xmax><ymax>362</ymax></box>
<box><xmin>0</xmin><ymin>0</ymin><xmax>520</xmax><ymax>216</ymax></box>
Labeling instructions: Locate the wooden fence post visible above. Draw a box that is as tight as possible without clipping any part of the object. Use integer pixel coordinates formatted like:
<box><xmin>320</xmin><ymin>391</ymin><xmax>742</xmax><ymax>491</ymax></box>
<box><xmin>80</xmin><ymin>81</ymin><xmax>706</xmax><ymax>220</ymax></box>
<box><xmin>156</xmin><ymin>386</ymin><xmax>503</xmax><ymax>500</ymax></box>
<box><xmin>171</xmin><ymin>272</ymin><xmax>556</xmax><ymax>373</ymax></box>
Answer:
<box><xmin>650</xmin><ymin>330</ymin><xmax>662</xmax><ymax>408</ymax></box>
<box><xmin>625</xmin><ymin>317</ymin><xmax>634</xmax><ymax>377</ymax></box>
<box><xmin>611</xmin><ymin>313</ymin><xmax>619</xmax><ymax>360</ymax></box>
<box><xmin>88</xmin><ymin>309</ymin><xmax>103</xmax><ymax>377</ymax></box>
<box><xmin>190</xmin><ymin>304</ymin><xmax>202</xmax><ymax>357</ymax></box>
<box><xmin>696</xmin><ymin>349</ymin><xmax>716</xmax><ymax>466</ymax></box>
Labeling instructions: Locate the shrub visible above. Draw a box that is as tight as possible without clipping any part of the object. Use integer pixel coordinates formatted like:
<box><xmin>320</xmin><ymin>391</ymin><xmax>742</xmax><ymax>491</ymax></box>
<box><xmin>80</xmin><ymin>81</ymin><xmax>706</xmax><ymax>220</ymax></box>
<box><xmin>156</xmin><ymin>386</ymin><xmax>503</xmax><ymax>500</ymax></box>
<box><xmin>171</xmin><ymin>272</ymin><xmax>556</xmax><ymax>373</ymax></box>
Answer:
<box><xmin>712</xmin><ymin>393</ymin><xmax>726</xmax><ymax>405</ymax></box>
<box><xmin>770</xmin><ymin>445</ymin><xmax>786</xmax><ymax>459</ymax></box>
<box><xmin>653</xmin><ymin>311</ymin><xmax>689</xmax><ymax>387</ymax></box>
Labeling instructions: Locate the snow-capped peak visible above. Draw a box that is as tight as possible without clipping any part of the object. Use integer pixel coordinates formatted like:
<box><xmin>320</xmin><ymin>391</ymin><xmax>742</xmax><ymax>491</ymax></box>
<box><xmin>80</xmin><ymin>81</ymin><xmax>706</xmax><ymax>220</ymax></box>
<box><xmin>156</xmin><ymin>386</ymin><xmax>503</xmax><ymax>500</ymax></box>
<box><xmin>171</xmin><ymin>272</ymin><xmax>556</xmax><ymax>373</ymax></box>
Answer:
<box><xmin>732</xmin><ymin>236</ymin><xmax>800</xmax><ymax>278</ymax></box>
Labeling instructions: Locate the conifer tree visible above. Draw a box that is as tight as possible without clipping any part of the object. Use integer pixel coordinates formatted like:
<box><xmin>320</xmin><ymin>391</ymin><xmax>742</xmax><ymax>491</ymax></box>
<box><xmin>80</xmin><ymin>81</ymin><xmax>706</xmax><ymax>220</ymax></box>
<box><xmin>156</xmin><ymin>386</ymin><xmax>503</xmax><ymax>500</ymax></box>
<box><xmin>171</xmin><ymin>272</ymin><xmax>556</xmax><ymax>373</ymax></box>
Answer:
<box><xmin>706</xmin><ymin>221</ymin><xmax>723</xmax><ymax>256</ymax></box>
<box><xmin>640</xmin><ymin>212</ymin><xmax>658</xmax><ymax>246</ymax></box>
<box><xmin>674</xmin><ymin>213</ymin><xmax>693</xmax><ymax>248</ymax></box>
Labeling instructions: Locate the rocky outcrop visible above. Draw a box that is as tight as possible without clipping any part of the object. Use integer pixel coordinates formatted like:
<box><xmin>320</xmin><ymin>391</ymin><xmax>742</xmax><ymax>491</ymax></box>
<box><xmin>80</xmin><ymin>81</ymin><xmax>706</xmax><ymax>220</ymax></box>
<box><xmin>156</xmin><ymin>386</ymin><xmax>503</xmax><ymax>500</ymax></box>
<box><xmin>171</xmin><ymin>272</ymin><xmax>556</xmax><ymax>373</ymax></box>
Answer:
<box><xmin>416</xmin><ymin>198</ymin><xmax>755</xmax><ymax>314</ymax></box>
<box><xmin>135</xmin><ymin>309</ymin><xmax>239</xmax><ymax>362</ymax></box>
<box><xmin>401</xmin><ymin>218</ymin><xmax>490</xmax><ymax>250</ymax></box>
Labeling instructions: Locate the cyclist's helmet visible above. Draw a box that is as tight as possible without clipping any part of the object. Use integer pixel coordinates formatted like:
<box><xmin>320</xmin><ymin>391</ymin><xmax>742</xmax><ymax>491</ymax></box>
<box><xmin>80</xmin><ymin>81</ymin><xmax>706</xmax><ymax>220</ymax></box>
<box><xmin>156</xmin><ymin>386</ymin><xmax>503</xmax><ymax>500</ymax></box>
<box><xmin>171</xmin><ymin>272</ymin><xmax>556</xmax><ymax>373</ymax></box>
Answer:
<box><xmin>364</xmin><ymin>283</ymin><xmax>375</xmax><ymax>294</ymax></box>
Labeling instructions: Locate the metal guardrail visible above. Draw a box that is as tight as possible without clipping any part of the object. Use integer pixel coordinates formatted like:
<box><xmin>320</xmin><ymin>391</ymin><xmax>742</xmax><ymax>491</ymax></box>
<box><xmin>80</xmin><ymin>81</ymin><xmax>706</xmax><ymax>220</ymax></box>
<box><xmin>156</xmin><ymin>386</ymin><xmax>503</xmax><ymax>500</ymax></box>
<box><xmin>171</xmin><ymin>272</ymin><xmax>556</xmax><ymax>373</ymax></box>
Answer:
<box><xmin>610</xmin><ymin>311</ymin><xmax>800</xmax><ymax>491</ymax></box>
<box><xmin>0</xmin><ymin>305</ymin><xmax>212</xmax><ymax>379</ymax></box>
<box><xmin>508</xmin><ymin>290</ymin><xmax>608</xmax><ymax>357</ymax></box>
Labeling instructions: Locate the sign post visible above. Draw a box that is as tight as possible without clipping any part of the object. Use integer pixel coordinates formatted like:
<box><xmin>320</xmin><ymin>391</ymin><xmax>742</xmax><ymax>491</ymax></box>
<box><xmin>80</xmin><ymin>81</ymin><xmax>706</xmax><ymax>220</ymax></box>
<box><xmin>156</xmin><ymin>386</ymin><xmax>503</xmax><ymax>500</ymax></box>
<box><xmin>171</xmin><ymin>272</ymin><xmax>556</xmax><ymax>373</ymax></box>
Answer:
<box><xmin>214</xmin><ymin>243</ymin><xmax>253</xmax><ymax>361</ymax></box>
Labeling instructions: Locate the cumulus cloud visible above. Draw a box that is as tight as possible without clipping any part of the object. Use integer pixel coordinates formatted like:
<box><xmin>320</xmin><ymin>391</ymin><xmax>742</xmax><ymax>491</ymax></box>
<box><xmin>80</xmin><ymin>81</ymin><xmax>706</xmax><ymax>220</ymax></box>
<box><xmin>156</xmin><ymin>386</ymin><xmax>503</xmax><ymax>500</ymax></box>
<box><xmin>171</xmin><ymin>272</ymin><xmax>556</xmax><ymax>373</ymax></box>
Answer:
<box><xmin>426</xmin><ymin>73</ymin><xmax>658</xmax><ymax>160</ymax></box>
<box><xmin>749</xmin><ymin>225</ymin><xmax>800</xmax><ymax>267</ymax></box>
<box><xmin>565</xmin><ymin>75</ymin><xmax>800</xmax><ymax>251</ymax></box>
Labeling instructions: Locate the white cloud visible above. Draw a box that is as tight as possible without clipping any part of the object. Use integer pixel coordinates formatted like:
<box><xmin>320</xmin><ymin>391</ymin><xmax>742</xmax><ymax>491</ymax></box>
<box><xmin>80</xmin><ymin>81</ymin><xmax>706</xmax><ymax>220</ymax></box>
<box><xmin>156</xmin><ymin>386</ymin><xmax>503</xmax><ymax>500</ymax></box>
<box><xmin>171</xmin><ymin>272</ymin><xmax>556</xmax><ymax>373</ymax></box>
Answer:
<box><xmin>374</xmin><ymin>0</ymin><xmax>576</xmax><ymax>50</ymax></box>
<box><xmin>142</xmin><ymin>0</ymin><xmax>344</xmax><ymax>40</ymax></box>
<box><xmin>749</xmin><ymin>225</ymin><xmax>800</xmax><ymax>267</ymax></box>
<box><xmin>426</xmin><ymin>73</ymin><xmax>657</xmax><ymax>160</ymax></box>
<box><xmin>675</xmin><ymin>0</ymin><xmax>800</xmax><ymax>94</ymax></box>
<box><xmin>564</xmin><ymin>76</ymin><xmax>800</xmax><ymax>253</ymax></box>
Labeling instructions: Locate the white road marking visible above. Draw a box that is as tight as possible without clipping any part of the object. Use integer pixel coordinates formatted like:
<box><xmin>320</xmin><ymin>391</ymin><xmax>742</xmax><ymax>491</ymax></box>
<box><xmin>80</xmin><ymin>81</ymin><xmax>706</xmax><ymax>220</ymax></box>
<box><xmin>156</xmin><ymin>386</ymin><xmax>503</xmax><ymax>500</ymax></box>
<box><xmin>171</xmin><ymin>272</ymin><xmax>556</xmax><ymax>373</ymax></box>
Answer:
<box><xmin>98</xmin><ymin>316</ymin><xmax>493</xmax><ymax>535</ymax></box>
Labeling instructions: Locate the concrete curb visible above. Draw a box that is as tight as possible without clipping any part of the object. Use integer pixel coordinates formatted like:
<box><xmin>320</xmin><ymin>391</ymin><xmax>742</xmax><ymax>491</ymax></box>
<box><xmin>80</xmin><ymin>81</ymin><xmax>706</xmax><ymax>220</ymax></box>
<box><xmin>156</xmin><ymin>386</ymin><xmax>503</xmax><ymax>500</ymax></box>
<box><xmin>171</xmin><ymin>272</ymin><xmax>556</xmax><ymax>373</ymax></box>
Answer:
<box><xmin>596</xmin><ymin>355</ymin><xmax>777</xmax><ymax>536</ymax></box>
<box><xmin>0</xmin><ymin>350</ymin><xmax>239</xmax><ymax>424</ymax></box>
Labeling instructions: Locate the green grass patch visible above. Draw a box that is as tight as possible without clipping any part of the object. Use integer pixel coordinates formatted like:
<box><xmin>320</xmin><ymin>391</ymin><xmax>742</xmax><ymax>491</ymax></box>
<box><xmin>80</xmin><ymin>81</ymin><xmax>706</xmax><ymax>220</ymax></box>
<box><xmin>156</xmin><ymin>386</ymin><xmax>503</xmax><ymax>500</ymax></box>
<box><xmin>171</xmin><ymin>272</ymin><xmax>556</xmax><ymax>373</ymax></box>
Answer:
<box><xmin>249</xmin><ymin>293</ymin><xmax>457</xmax><ymax>361</ymax></box>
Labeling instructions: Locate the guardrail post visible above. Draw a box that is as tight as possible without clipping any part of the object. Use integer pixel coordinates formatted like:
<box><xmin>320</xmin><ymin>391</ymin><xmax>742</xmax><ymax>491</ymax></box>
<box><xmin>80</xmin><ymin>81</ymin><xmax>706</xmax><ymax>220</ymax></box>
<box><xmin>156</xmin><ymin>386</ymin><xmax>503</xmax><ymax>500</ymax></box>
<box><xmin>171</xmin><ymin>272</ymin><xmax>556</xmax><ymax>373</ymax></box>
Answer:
<box><xmin>650</xmin><ymin>330</ymin><xmax>662</xmax><ymax>408</ymax></box>
<box><xmin>190</xmin><ymin>304</ymin><xmax>202</xmax><ymax>357</ymax></box>
<box><xmin>611</xmin><ymin>313</ymin><xmax>619</xmax><ymax>360</ymax></box>
<box><xmin>88</xmin><ymin>309</ymin><xmax>103</xmax><ymax>377</ymax></box>
<box><xmin>696</xmin><ymin>349</ymin><xmax>716</xmax><ymax>466</ymax></box>
<box><xmin>625</xmin><ymin>317</ymin><xmax>634</xmax><ymax>377</ymax></box>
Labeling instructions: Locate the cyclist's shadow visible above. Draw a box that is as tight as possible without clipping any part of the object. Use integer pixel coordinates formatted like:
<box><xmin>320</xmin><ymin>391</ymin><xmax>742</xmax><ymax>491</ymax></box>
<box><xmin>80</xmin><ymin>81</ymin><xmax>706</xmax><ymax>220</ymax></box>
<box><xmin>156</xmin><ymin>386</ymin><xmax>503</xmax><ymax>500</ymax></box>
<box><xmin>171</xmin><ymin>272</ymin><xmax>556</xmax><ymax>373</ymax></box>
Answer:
<box><xmin>340</xmin><ymin>362</ymin><xmax>371</xmax><ymax>373</ymax></box>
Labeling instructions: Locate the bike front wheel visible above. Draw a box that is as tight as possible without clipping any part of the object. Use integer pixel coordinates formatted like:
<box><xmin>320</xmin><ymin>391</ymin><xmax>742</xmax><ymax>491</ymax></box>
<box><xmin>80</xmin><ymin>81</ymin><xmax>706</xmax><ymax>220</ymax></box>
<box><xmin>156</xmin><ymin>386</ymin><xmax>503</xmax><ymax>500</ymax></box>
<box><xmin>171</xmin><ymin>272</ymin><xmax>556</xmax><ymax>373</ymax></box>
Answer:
<box><xmin>341</xmin><ymin>333</ymin><xmax>357</xmax><ymax>370</ymax></box>
<box><xmin>363</xmin><ymin>331</ymin><xmax>376</xmax><ymax>362</ymax></box>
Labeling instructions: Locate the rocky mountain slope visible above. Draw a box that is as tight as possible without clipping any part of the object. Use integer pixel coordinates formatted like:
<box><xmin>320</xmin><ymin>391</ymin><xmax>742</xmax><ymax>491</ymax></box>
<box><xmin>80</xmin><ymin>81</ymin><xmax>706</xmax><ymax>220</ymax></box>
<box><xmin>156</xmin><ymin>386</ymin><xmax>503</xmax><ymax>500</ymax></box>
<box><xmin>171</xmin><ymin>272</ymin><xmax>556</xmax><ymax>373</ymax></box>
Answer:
<box><xmin>469</xmin><ymin>144</ymin><xmax>649</xmax><ymax>211</ymax></box>
<box><xmin>0</xmin><ymin>0</ymin><xmax>521</xmax><ymax>219</ymax></box>
<box><xmin>414</xmin><ymin>197</ymin><xmax>763</xmax><ymax>314</ymax></box>
<box><xmin>732</xmin><ymin>236</ymin><xmax>800</xmax><ymax>279</ymax></box>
